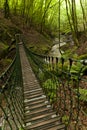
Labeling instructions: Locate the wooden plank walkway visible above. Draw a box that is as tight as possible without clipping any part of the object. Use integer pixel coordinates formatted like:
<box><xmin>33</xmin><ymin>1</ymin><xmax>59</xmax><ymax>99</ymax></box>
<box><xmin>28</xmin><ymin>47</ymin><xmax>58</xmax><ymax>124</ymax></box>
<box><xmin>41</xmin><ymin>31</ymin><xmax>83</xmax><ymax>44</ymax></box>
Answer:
<box><xmin>19</xmin><ymin>43</ymin><xmax>65</xmax><ymax>130</ymax></box>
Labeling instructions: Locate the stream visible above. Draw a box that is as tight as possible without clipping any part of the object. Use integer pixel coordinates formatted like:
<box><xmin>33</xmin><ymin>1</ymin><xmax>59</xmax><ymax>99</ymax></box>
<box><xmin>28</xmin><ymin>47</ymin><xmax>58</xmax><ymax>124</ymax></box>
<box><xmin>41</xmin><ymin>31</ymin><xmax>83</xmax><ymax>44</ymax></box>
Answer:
<box><xmin>49</xmin><ymin>35</ymin><xmax>74</xmax><ymax>57</ymax></box>
<box><xmin>49</xmin><ymin>37</ymin><xmax>66</xmax><ymax>57</ymax></box>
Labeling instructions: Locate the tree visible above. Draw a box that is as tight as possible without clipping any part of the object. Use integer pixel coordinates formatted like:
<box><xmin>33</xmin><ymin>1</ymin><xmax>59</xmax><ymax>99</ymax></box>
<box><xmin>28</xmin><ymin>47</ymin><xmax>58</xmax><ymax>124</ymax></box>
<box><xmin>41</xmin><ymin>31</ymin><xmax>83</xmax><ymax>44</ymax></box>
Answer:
<box><xmin>40</xmin><ymin>0</ymin><xmax>53</xmax><ymax>33</ymax></box>
<box><xmin>80</xmin><ymin>0</ymin><xmax>86</xmax><ymax>31</ymax></box>
<box><xmin>4</xmin><ymin>0</ymin><xmax>9</xmax><ymax>18</ymax></box>
<box><xmin>65</xmin><ymin>0</ymin><xmax>79</xmax><ymax>46</ymax></box>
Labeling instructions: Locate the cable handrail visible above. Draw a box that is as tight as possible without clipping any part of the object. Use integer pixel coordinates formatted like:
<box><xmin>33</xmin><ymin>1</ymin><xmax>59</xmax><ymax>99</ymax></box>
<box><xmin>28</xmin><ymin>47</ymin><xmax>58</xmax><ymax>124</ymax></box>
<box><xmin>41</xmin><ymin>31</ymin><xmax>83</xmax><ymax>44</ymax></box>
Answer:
<box><xmin>0</xmin><ymin>33</ymin><xmax>87</xmax><ymax>129</ymax></box>
<box><xmin>0</xmin><ymin>36</ymin><xmax>24</xmax><ymax>130</ymax></box>
<box><xmin>24</xmin><ymin>43</ymin><xmax>87</xmax><ymax>129</ymax></box>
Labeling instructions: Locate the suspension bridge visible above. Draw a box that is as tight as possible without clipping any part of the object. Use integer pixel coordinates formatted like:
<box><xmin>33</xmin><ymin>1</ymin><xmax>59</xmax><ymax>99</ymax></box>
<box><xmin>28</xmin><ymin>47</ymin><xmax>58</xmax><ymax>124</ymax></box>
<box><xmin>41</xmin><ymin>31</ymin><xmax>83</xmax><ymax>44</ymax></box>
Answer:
<box><xmin>0</xmin><ymin>35</ymin><xmax>87</xmax><ymax>130</ymax></box>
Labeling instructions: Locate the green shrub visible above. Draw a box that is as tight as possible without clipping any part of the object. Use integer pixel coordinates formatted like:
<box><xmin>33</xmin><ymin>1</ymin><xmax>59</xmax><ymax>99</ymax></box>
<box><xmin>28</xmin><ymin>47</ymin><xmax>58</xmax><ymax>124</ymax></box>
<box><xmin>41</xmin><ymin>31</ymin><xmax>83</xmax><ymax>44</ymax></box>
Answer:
<box><xmin>19</xmin><ymin>128</ymin><xmax>24</xmax><ymax>130</ymax></box>
<box><xmin>79</xmin><ymin>88</ymin><xmax>87</xmax><ymax>102</ymax></box>
<box><xmin>70</xmin><ymin>62</ymin><xmax>82</xmax><ymax>75</ymax></box>
<box><xmin>62</xmin><ymin>115</ymin><xmax>69</xmax><ymax>125</ymax></box>
<box><xmin>78</xmin><ymin>54</ymin><xmax>87</xmax><ymax>60</ymax></box>
<box><xmin>43</xmin><ymin>79</ymin><xmax>57</xmax><ymax>90</ymax></box>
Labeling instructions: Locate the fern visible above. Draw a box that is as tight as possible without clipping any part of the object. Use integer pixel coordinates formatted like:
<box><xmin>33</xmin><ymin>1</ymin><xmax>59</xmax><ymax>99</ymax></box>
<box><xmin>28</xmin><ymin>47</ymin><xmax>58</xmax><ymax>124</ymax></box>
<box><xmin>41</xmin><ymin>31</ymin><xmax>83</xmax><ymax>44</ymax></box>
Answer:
<box><xmin>75</xmin><ymin>88</ymin><xmax>87</xmax><ymax>102</ymax></box>
<box><xmin>79</xmin><ymin>88</ymin><xmax>87</xmax><ymax>102</ymax></box>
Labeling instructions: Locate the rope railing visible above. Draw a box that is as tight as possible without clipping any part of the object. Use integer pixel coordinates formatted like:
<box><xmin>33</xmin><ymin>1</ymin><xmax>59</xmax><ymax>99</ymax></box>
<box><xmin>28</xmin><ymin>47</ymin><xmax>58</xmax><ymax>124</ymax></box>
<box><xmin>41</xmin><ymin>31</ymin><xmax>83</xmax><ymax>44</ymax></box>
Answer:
<box><xmin>0</xmin><ymin>38</ymin><xmax>24</xmax><ymax>130</ymax></box>
<box><xmin>1</xmin><ymin>33</ymin><xmax>86</xmax><ymax>130</ymax></box>
<box><xmin>24</xmin><ymin>45</ymin><xmax>87</xmax><ymax>130</ymax></box>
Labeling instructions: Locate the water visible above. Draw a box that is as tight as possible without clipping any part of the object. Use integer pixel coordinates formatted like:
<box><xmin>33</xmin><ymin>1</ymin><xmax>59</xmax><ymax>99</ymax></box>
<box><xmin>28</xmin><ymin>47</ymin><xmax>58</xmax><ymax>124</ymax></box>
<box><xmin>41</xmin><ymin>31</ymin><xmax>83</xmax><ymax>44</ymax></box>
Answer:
<box><xmin>49</xmin><ymin>41</ymin><xmax>66</xmax><ymax>57</ymax></box>
<box><xmin>49</xmin><ymin>34</ymin><xmax>74</xmax><ymax>57</ymax></box>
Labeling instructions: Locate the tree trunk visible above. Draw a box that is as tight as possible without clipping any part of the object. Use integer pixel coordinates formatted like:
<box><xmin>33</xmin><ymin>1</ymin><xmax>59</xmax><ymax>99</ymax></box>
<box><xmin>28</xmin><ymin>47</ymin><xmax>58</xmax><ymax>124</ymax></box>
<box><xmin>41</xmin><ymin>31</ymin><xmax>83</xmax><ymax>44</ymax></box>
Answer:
<box><xmin>80</xmin><ymin>0</ymin><xmax>86</xmax><ymax>31</ymax></box>
<box><xmin>4</xmin><ymin>0</ymin><xmax>9</xmax><ymax>18</ymax></box>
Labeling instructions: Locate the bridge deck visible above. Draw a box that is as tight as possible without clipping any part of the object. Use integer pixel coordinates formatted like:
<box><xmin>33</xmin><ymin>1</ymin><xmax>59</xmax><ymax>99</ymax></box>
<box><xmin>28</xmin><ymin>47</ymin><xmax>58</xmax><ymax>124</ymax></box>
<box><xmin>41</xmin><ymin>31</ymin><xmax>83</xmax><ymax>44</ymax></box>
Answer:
<box><xmin>19</xmin><ymin>43</ymin><xmax>65</xmax><ymax>130</ymax></box>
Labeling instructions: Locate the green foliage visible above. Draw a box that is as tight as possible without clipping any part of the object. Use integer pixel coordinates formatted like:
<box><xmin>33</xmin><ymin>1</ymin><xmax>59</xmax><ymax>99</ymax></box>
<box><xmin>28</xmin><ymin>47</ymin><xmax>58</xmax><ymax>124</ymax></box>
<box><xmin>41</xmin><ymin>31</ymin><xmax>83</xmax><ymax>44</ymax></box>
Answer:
<box><xmin>43</xmin><ymin>78</ymin><xmax>57</xmax><ymax>89</ymax></box>
<box><xmin>78</xmin><ymin>54</ymin><xmax>87</xmax><ymax>60</ymax></box>
<box><xmin>19</xmin><ymin>128</ymin><xmax>24</xmax><ymax>130</ymax></box>
<box><xmin>79</xmin><ymin>88</ymin><xmax>87</xmax><ymax>102</ymax></box>
<box><xmin>82</xmin><ymin>66</ymin><xmax>87</xmax><ymax>75</ymax></box>
<box><xmin>62</xmin><ymin>50</ymin><xmax>73</xmax><ymax>58</ymax></box>
<box><xmin>70</xmin><ymin>62</ymin><xmax>82</xmax><ymax>75</ymax></box>
<box><xmin>1</xmin><ymin>0</ymin><xmax>87</xmax><ymax>36</ymax></box>
<box><xmin>62</xmin><ymin>115</ymin><xmax>69</xmax><ymax>125</ymax></box>
<box><xmin>43</xmin><ymin>78</ymin><xmax>57</xmax><ymax>101</ymax></box>
<box><xmin>0</xmin><ymin>42</ymin><xmax>8</xmax><ymax>49</ymax></box>
<box><xmin>62</xmin><ymin>46</ymin><xmax>77</xmax><ymax>59</ymax></box>
<box><xmin>38</xmin><ymin>69</ymin><xmax>44</xmax><ymax>81</ymax></box>
<box><xmin>74</xmin><ymin>88</ymin><xmax>87</xmax><ymax>106</ymax></box>
<box><xmin>54</xmin><ymin>61</ymin><xmax>69</xmax><ymax>77</ymax></box>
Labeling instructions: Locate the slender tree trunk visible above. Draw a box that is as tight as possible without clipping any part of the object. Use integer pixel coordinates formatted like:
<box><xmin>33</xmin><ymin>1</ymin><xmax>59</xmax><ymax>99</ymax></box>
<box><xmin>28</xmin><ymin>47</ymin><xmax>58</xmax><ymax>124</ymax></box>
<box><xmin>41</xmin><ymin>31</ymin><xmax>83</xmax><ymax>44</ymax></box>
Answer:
<box><xmin>4</xmin><ymin>0</ymin><xmax>9</xmax><ymax>18</ymax></box>
<box><xmin>22</xmin><ymin>0</ymin><xmax>26</xmax><ymax>17</ymax></box>
<box><xmin>71</xmin><ymin>0</ymin><xmax>79</xmax><ymax>46</ymax></box>
<box><xmin>80</xmin><ymin>0</ymin><xmax>86</xmax><ymax>31</ymax></box>
<box><xmin>65</xmin><ymin>0</ymin><xmax>79</xmax><ymax>46</ymax></box>
<box><xmin>58</xmin><ymin>0</ymin><xmax>62</xmax><ymax>54</ymax></box>
<box><xmin>40</xmin><ymin>0</ymin><xmax>52</xmax><ymax>33</ymax></box>
<box><xmin>65</xmin><ymin>0</ymin><xmax>73</xmax><ymax>32</ymax></box>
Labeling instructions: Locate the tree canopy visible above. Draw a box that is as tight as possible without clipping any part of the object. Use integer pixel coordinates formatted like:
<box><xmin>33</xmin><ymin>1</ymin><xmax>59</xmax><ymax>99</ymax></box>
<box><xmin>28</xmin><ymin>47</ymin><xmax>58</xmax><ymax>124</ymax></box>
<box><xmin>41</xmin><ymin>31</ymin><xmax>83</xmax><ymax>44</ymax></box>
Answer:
<box><xmin>0</xmin><ymin>0</ymin><xmax>87</xmax><ymax>45</ymax></box>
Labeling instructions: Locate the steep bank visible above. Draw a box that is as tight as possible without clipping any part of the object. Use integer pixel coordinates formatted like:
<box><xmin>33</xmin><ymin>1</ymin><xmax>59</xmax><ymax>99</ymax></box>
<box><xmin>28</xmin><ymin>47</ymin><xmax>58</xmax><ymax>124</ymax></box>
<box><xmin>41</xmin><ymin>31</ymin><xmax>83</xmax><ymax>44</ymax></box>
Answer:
<box><xmin>0</xmin><ymin>11</ymin><xmax>53</xmax><ymax>74</ymax></box>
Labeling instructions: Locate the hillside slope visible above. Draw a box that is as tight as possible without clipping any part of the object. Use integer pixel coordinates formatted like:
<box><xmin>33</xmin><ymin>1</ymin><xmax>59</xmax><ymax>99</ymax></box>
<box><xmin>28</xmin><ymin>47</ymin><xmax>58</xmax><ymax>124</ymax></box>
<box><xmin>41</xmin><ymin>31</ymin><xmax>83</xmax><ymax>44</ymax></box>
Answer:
<box><xmin>0</xmin><ymin>11</ymin><xmax>53</xmax><ymax>74</ymax></box>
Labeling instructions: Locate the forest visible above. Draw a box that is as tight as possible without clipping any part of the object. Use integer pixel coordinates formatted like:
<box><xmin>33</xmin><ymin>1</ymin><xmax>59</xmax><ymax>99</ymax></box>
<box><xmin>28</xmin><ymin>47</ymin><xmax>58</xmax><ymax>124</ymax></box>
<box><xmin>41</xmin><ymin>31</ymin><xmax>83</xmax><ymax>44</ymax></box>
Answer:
<box><xmin>0</xmin><ymin>0</ymin><xmax>87</xmax><ymax>36</ymax></box>
<box><xmin>0</xmin><ymin>0</ymin><xmax>87</xmax><ymax>130</ymax></box>
<box><xmin>0</xmin><ymin>0</ymin><xmax>87</xmax><ymax>69</ymax></box>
